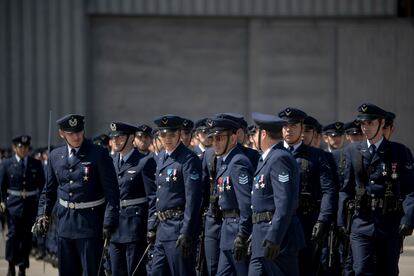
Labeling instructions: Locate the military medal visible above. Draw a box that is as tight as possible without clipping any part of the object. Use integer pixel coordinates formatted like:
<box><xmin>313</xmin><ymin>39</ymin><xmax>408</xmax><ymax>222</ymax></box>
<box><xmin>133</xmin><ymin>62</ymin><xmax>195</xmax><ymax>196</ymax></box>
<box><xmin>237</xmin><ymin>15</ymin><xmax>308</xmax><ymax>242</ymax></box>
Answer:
<box><xmin>225</xmin><ymin>177</ymin><xmax>231</xmax><ymax>191</ymax></box>
<box><xmin>218</xmin><ymin>177</ymin><xmax>223</xmax><ymax>192</ymax></box>
<box><xmin>166</xmin><ymin>168</ymin><xmax>172</xmax><ymax>182</ymax></box>
<box><xmin>172</xmin><ymin>169</ymin><xmax>177</xmax><ymax>181</ymax></box>
<box><xmin>260</xmin><ymin>175</ymin><xmax>265</xmax><ymax>189</ymax></box>
<box><xmin>83</xmin><ymin>165</ymin><xmax>90</xmax><ymax>181</ymax></box>
<box><xmin>391</xmin><ymin>163</ymin><xmax>398</xmax><ymax>179</ymax></box>
<box><xmin>382</xmin><ymin>163</ymin><xmax>387</xmax><ymax>176</ymax></box>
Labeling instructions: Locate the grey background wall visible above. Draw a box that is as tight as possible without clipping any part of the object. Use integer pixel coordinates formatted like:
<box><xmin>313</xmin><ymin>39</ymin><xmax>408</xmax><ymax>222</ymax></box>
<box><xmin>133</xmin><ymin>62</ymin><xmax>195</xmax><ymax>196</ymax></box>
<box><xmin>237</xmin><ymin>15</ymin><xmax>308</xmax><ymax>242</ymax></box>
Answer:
<box><xmin>1</xmin><ymin>0</ymin><xmax>413</xmax><ymax>149</ymax></box>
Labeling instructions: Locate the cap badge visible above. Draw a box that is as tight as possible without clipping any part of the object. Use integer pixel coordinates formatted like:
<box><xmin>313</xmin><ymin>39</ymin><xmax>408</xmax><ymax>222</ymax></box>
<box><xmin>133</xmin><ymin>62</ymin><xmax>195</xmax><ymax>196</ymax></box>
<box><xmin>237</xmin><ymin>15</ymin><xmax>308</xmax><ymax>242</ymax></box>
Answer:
<box><xmin>207</xmin><ymin>119</ymin><xmax>214</xmax><ymax>127</ymax></box>
<box><xmin>110</xmin><ymin>123</ymin><xmax>117</xmax><ymax>131</ymax></box>
<box><xmin>161</xmin><ymin>117</ymin><xmax>168</xmax><ymax>125</ymax></box>
<box><xmin>285</xmin><ymin>109</ymin><xmax>291</xmax><ymax>116</ymax></box>
<box><xmin>361</xmin><ymin>104</ymin><xmax>368</xmax><ymax>112</ymax></box>
<box><xmin>21</xmin><ymin>136</ymin><xmax>28</xmax><ymax>143</ymax></box>
<box><xmin>69</xmin><ymin>117</ymin><xmax>78</xmax><ymax>127</ymax></box>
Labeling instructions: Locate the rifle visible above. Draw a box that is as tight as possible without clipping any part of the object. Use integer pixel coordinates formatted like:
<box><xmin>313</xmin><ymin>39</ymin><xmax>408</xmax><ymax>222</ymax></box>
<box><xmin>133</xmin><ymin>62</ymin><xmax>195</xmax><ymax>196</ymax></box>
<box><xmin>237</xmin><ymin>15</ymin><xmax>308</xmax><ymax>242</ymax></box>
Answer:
<box><xmin>327</xmin><ymin>223</ymin><xmax>335</xmax><ymax>268</ymax></box>
<box><xmin>132</xmin><ymin>243</ymin><xmax>152</xmax><ymax>276</ymax></box>
<box><xmin>342</xmin><ymin>200</ymin><xmax>354</xmax><ymax>263</ymax></box>
<box><xmin>195</xmin><ymin>210</ymin><xmax>206</xmax><ymax>274</ymax></box>
<box><xmin>97</xmin><ymin>238</ymin><xmax>110</xmax><ymax>276</ymax></box>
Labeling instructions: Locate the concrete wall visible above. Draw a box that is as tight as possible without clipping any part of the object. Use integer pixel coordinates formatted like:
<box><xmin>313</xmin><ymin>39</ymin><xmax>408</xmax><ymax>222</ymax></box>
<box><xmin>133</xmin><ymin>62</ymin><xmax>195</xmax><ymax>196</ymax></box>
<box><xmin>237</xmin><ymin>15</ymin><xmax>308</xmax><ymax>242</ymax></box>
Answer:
<box><xmin>0</xmin><ymin>0</ymin><xmax>413</xmax><ymax>150</ymax></box>
<box><xmin>90</xmin><ymin>17</ymin><xmax>414</xmax><ymax>149</ymax></box>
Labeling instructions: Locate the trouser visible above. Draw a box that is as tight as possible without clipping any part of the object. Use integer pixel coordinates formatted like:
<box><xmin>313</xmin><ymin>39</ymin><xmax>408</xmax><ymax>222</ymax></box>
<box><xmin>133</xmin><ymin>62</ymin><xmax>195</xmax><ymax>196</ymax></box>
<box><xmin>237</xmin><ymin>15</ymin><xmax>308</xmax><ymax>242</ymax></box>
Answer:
<box><xmin>6</xmin><ymin>214</ymin><xmax>35</xmax><ymax>268</ymax></box>
<box><xmin>248</xmin><ymin>254</ymin><xmax>299</xmax><ymax>276</ymax></box>
<box><xmin>216</xmin><ymin>249</ymin><xmax>249</xmax><ymax>276</ymax></box>
<box><xmin>350</xmin><ymin>232</ymin><xmax>401</xmax><ymax>276</ymax></box>
<box><xmin>151</xmin><ymin>240</ymin><xmax>196</xmax><ymax>276</ymax></box>
<box><xmin>58</xmin><ymin>236</ymin><xmax>104</xmax><ymax>276</ymax></box>
<box><xmin>109</xmin><ymin>241</ymin><xmax>146</xmax><ymax>276</ymax></box>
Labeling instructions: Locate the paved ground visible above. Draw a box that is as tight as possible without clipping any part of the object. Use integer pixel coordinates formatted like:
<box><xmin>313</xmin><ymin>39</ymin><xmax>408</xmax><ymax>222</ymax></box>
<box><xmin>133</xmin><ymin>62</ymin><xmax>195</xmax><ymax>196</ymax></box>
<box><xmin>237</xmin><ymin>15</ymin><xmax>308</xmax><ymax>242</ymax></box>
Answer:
<box><xmin>0</xmin><ymin>232</ymin><xmax>414</xmax><ymax>275</ymax></box>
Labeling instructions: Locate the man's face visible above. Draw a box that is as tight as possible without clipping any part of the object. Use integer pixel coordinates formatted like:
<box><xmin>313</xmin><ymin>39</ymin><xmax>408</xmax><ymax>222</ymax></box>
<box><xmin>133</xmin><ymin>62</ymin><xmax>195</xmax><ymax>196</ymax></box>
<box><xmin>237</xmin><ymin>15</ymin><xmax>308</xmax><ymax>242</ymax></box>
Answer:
<box><xmin>327</xmin><ymin>134</ymin><xmax>344</xmax><ymax>150</ymax></box>
<box><xmin>282</xmin><ymin>123</ymin><xmax>302</xmax><ymax>144</ymax></box>
<box><xmin>346</xmin><ymin>133</ymin><xmax>365</xmax><ymax>143</ymax></box>
<box><xmin>180</xmin><ymin>130</ymin><xmax>193</xmax><ymax>147</ymax></box>
<box><xmin>236</xmin><ymin>128</ymin><xmax>246</xmax><ymax>145</ymax></box>
<box><xmin>112</xmin><ymin>135</ymin><xmax>130</xmax><ymax>152</ymax></box>
<box><xmin>159</xmin><ymin>130</ymin><xmax>180</xmax><ymax>151</ymax></box>
<box><xmin>360</xmin><ymin>119</ymin><xmax>384</xmax><ymax>140</ymax></box>
<box><xmin>59</xmin><ymin>130</ymin><xmax>84</xmax><ymax>148</ymax></box>
<box><xmin>312</xmin><ymin>133</ymin><xmax>322</xmax><ymax>148</ymax></box>
<box><xmin>252</xmin><ymin>130</ymin><xmax>261</xmax><ymax>151</ymax></box>
<box><xmin>134</xmin><ymin>133</ymin><xmax>152</xmax><ymax>152</ymax></box>
<box><xmin>212</xmin><ymin>131</ymin><xmax>235</xmax><ymax>156</ymax></box>
<box><xmin>13</xmin><ymin>144</ymin><xmax>30</xmax><ymax>159</ymax></box>
<box><xmin>196</xmin><ymin>130</ymin><xmax>212</xmax><ymax>147</ymax></box>
<box><xmin>383</xmin><ymin>125</ymin><xmax>395</xmax><ymax>140</ymax></box>
<box><xmin>248</xmin><ymin>134</ymin><xmax>258</xmax><ymax>150</ymax></box>
<box><xmin>302</xmin><ymin>127</ymin><xmax>316</xmax><ymax>146</ymax></box>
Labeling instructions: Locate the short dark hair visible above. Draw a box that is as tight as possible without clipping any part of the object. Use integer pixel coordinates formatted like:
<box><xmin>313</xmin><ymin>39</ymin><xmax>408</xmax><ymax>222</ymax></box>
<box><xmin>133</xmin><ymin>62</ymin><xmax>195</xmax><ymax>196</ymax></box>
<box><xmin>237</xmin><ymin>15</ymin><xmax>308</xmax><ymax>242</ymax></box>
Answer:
<box><xmin>264</xmin><ymin>128</ymin><xmax>283</xmax><ymax>140</ymax></box>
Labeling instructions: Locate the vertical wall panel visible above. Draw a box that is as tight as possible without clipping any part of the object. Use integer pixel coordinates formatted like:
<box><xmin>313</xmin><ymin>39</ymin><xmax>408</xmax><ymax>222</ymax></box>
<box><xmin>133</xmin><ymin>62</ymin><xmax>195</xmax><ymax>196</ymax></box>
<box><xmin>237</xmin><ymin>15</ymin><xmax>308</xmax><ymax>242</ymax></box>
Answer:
<box><xmin>9</xmin><ymin>0</ymin><xmax>23</xmax><ymax>137</ymax></box>
<box><xmin>73</xmin><ymin>0</ymin><xmax>87</xmax><ymax>119</ymax></box>
<box><xmin>61</xmin><ymin>0</ymin><xmax>72</xmax><ymax>115</ymax></box>
<box><xmin>0</xmin><ymin>0</ymin><xmax>10</xmax><ymax>146</ymax></box>
<box><xmin>22</xmin><ymin>0</ymin><xmax>36</xmax><ymax>139</ymax></box>
<box><xmin>0</xmin><ymin>0</ymin><xmax>87</xmax><ymax>148</ymax></box>
<box><xmin>35</xmin><ymin>1</ymin><xmax>48</xmax><ymax>145</ymax></box>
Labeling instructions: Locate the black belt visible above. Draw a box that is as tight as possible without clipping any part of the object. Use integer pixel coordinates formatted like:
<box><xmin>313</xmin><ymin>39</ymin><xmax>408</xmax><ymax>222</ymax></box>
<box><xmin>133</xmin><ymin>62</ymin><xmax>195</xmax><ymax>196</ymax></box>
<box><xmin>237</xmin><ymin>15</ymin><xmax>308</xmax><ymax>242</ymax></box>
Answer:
<box><xmin>157</xmin><ymin>207</ymin><xmax>183</xmax><ymax>221</ymax></box>
<box><xmin>356</xmin><ymin>196</ymin><xmax>402</xmax><ymax>213</ymax></box>
<box><xmin>222</xmin><ymin>209</ymin><xmax>240</xmax><ymax>218</ymax></box>
<box><xmin>252</xmin><ymin>211</ymin><xmax>273</xmax><ymax>224</ymax></box>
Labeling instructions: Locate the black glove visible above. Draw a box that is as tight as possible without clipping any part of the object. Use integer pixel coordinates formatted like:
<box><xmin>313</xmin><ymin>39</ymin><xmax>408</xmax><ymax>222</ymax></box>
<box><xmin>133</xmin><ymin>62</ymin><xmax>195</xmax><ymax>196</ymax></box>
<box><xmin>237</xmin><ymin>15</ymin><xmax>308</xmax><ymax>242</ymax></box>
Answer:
<box><xmin>337</xmin><ymin>226</ymin><xmax>348</xmax><ymax>239</ymax></box>
<box><xmin>176</xmin><ymin>234</ymin><xmax>193</xmax><ymax>258</ymax></box>
<box><xmin>399</xmin><ymin>224</ymin><xmax>413</xmax><ymax>237</ymax></box>
<box><xmin>31</xmin><ymin>216</ymin><xmax>49</xmax><ymax>237</ymax></box>
<box><xmin>102</xmin><ymin>225</ymin><xmax>114</xmax><ymax>241</ymax></box>
<box><xmin>233</xmin><ymin>233</ymin><xmax>249</xmax><ymax>261</ymax></box>
<box><xmin>262</xmin><ymin>240</ymin><xmax>280</xmax><ymax>261</ymax></box>
<box><xmin>311</xmin><ymin>221</ymin><xmax>329</xmax><ymax>242</ymax></box>
<box><xmin>147</xmin><ymin>230</ymin><xmax>156</xmax><ymax>245</ymax></box>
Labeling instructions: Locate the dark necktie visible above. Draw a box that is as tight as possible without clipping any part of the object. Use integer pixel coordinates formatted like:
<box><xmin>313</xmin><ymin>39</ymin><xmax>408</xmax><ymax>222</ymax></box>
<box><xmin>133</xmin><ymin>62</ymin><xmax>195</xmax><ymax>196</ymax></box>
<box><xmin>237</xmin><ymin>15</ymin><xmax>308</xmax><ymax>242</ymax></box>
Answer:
<box><xmin>69</xmin><ymin>148</ymin><xmax>77</xmax><ymax>166</ymax></box>
<box><xmin>164</xmin><ymin>152</ymin><xmax>170</xmax><ymax>163</ymax></box>
<box><xmin>20</xmin><ymin>159</ymin><xmax>25</xmax><ymax>173</ymax></box>
<box><xmin>369</xmin><ymin>144</ymin><xmax>376</xmax><ymax>157</ymax></box>
<box><xmin>119</xmin><ymin>157</ymin><xmax>124</xmax><ymax>169</ymax></box>
<box><xmin>289</xmin><ymin>146</ymin><xmax>294</xmax><ymax>152</ymax></box>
